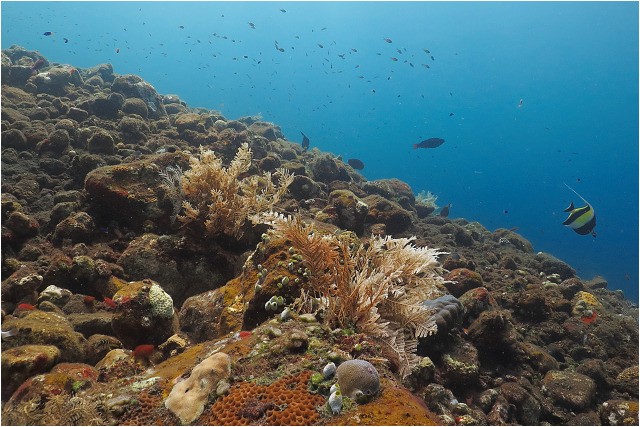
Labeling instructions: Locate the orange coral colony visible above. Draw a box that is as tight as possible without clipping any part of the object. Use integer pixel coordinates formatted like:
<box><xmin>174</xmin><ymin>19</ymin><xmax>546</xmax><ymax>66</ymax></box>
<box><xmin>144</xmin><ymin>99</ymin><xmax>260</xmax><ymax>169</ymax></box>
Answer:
<box><xmin>198</xmin><ymin>370</ymin><xmax>325</xmax><ymax>425</ymax></box>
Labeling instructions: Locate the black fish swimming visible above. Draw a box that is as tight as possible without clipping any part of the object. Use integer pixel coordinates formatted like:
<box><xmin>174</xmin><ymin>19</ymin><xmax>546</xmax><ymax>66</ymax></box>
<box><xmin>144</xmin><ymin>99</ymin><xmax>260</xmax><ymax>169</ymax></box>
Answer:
<box><xmin>347</xmin><ymin>158</ymin><xmax>365</xmax><ymax>170</ymax></box>
<box><xmin>413</xmin><ymin>137</ymin><xmax>445</xmax><ymax>149</ymax></box>
<box><xmin>439</xmin><ymin>203</ymin><xmax>451</xmax><ymax>217</ymax></box>
<box><xmin>300</xmin><ymin>132</ymin><xmax>310</xmax><ymax>150</ymax></box>
<box><xmin>562</xmin><ymin>183</ymin><xmax>596</xmax><ymax>236</ymax></box>
<box><xmin>43</xmin><ymin>31</ymin><xmax>54</xmax><ymax>36</ymax></box>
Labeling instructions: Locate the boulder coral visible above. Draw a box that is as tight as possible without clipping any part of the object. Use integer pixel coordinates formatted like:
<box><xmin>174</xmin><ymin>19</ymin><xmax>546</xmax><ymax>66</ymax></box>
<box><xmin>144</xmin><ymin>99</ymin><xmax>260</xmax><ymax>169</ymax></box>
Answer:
<box><xmin>165</xmin><ymin>352</ymin><xmax>231</xmax><ymax>425</ymax></box>
<box><xmin>110</xmin><ymin>279</ymin><xmax>177</xmax><ymax>348</ymax></box>
<box><xmin>336</xmin><ymin>359</ymin><xmax>380</xmax><ymax>402</ymax></box>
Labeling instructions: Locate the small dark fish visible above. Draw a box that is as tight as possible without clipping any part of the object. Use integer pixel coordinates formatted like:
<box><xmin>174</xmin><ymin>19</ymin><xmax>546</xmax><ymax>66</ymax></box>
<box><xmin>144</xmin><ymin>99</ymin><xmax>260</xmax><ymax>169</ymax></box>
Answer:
<box><xmin>63</xmin><ymin>37</ymin><xmax>69</xmax><ymax>43</ymax></box>
<box><xmin>338</xmin><ymin>54</ymin><xmax>345</xmax><ymax>59</ymax></box>
<box><xmin>300</xmin><ymin>131</ymin><xmax>310</xmax><ymax>150</ymax></box>
<box><xmin>280</xmin><ymin>9</ymin><xmax>286</xmax><ymax>13</ymax></box>
<box><xmin>278</xmin><ymin>47</ymin><xmax>285</xmax><ymax>52</ymax></box>
<box><xmin>421</xmin><ymin>63</ymin><xmax>430</xmax><ymax>69</ymax></box>
<box><xmin>430</xmin><ymin>55</ymin><xmax>435</xmax><ymax>61</ymax></box>
<box><xmin>115</xmin><ymin>48</ymin><xmax>120</xmax><ymax>53</ymax></box>
<box><xmin>409</xmin><ymin>62</ymin><xmax>414</xmax><ymax>67</ymax></box>
<box><xmin>347</xmin><ymin>158</ymin><xmax>365</xmax><ymax>170</ymax></box>
<box><xmin>423</xmin><ymin>48</ymin><xmax>430</xmax><ymax>54</ymax></box>
<box><xmin>396</xmin><ymin>48</ymin><xmax>402</xmax><ymax>54</ymax></box>
<box><xmin>413</xmin><ymin>137</ymin><xmax>445</xmax><ymax>149</ymax></box>
<box><xmin>179</xmin><ymin>25</ymin><xmax>184</xmax><ymax>29</ymax></box>
<box><xmin>439</xmin><ymin>204</ymin><xmax>451</xmax><ymax>217</ymax></box>
<box><xmin>390</xmin><ymin>57</ymin><xmax>398</xmax><ymax>61</ymax></box>
<box><xmin>43</xmin><ymin>31</ymin><xmax>54</xmax><ymax>36</ymax></box>
<box><xmin>351</xmin><ymin>48</ymin><xmax>358</xmax><ymax>52</ymax></box>
<box><xmin>449</xmin><ymin>112</ymin><xmax>454</xmax><ymax>116</ymax></box>
<box><xmin>248</xmin><ymin>22</ymin><xmax>256</xmax><ymax>29</ymax></box>
<box><xmin>517</xmin><ymin>98</ymin><xmax>523</xmax><ymax>108</ymax></box>
<box><xmin>383</xmin><ymin>38</ymin><xmax>392</xmax><ymax>43</ymax></box>
<box><xmin>318</xmin><ymin>43</ymin><xmax>324</xmax><ymax>48</ymax></box>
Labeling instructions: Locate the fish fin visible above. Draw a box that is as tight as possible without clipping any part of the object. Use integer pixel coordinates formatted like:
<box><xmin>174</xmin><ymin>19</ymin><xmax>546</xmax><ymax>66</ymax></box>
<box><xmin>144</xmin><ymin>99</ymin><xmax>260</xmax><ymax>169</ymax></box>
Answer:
<box><xmin>563</xmin><ymin>201</ymin><xmax>575</xmax><ymax>212</ymax></box>
<box><xmin>563</xmin><ymin>182</ymin><xmax>590</xmax><ymax>206</ymax></box>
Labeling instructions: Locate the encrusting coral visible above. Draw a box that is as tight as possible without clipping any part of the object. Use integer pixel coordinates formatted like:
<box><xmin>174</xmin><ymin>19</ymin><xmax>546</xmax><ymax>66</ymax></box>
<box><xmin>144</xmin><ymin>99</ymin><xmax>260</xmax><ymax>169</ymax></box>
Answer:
<box><xmin>166</xmin><ymin>142</ymin><xmax>293</xmax><ymax>238</ymax></box>
<box><xmin>198</xmin><ymin>370</ymin><xmax>325</xmax><ymax>425</ymax></box>
<box><xmin>165</xmin><ymin>351</ymin><xmax>231</xmax><ymax>425</ymax></box>
<box><xmin>254</xmin><ymin>212</ymin><xmax>447</xmax><ymax>378</ymax></box>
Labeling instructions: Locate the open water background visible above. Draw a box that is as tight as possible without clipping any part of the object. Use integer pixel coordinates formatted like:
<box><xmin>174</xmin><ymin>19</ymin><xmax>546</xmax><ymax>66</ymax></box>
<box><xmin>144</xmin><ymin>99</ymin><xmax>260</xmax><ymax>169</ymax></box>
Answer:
<box><xmin>2</xmin><ymin>1</ymin><xmax>638</xmax><ymax>301</ymax></box>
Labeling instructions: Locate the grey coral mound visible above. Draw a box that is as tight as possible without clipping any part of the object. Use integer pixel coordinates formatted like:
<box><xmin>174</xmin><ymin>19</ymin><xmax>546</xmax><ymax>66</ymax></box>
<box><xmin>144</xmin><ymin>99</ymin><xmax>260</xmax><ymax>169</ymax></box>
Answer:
<box><xmin>336</xmin><ymin>359</ymin><xmax>380</xmax><ymax>402</ymax></box>
<box><xmin>422</xmin><ymin>294</ymin><xmax>464</xmax><ymax>336</ymax></box>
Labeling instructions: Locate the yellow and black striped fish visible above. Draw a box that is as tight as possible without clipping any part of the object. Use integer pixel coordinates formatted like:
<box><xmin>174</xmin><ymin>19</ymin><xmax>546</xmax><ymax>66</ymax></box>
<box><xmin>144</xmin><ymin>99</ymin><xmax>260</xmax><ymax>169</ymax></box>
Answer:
<box><xmin>562</xmin><ymin>183</ymin><xmax>596</xmax><ymax>237</ymax></box>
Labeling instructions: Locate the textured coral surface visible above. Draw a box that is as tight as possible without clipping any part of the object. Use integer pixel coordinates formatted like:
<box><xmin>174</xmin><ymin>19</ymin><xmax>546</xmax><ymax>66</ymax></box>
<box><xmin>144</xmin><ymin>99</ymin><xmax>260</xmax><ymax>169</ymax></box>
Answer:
<box><xmin>198</xmin><ymin>371</ymin><xmax>326</xmax><ymax>425</ymax></box>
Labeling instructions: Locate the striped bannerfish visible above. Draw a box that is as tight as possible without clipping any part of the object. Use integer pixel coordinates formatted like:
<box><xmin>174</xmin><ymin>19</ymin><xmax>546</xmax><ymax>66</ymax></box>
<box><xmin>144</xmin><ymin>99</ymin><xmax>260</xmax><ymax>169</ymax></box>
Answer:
<box><xmin>562</xmin><ymin>183</ymin><xmax>596</xmax><ymax>237</ymax></box>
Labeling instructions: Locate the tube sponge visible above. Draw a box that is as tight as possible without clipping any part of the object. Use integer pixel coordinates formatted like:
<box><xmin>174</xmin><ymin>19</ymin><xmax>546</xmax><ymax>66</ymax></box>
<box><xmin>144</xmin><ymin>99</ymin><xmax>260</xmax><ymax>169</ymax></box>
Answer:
<box><xmin>336</xmin><ymin>359</ymin><xmax>380</xmax><ymax>402</ymax></box>
<box><xmin>165</xmin><ymin>352</ymin><xmax>231</xmax><ymax>425</ymax></box>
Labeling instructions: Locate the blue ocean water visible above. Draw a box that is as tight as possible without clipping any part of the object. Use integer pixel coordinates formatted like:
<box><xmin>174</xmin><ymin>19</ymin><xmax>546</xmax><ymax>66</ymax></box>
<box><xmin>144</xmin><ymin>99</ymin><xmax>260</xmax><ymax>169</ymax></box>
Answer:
<box><xmin>2</xmin><ymin>1</ymin><xmax>638</xmax><ymax>301</ymax></box>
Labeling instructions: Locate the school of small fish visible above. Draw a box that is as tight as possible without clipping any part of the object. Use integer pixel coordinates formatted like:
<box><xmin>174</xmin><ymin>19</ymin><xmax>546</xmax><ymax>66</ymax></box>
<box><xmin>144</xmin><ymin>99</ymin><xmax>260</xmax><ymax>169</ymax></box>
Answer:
<box><xmin>34</xmin><ymin>6</ymin><xmax>591</xmax><ymax>239</ymax></box>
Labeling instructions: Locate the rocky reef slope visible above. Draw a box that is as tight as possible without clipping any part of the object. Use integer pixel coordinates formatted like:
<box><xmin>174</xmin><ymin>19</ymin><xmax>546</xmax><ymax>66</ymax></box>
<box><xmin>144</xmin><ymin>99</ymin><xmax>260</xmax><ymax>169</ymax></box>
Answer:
<box><xmin>1</xmin><ymin>46</ymin><xmax>638</xmax><ymax>426</ymax></box>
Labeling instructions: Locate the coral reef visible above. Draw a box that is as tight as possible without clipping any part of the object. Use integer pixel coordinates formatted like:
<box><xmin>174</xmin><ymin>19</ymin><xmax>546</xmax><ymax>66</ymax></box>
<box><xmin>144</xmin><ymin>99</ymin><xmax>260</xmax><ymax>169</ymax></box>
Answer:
<box><xmin>1</xmin><ymin>47</ymin><xmax>637</xmax><ymax>426</ymax></box>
